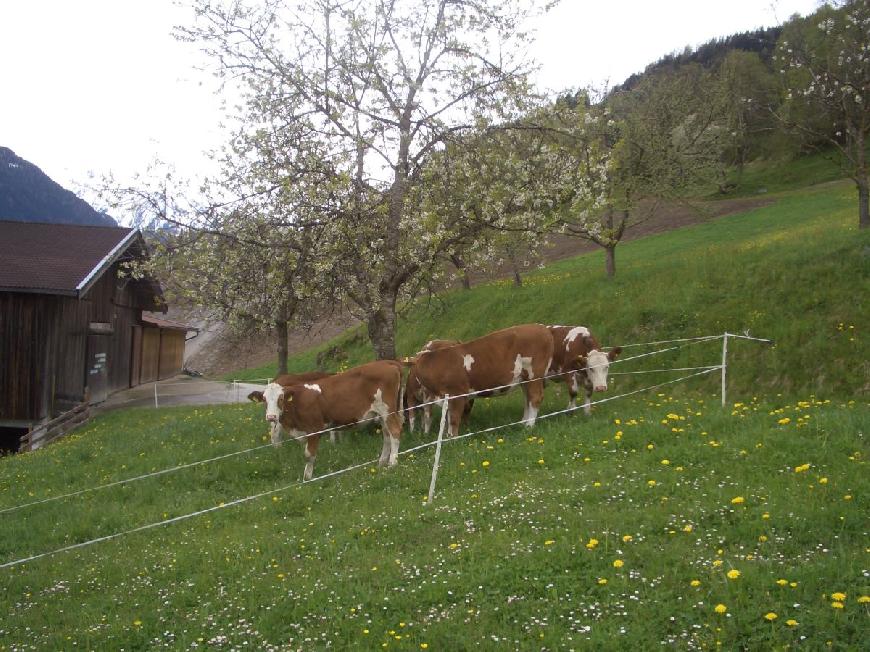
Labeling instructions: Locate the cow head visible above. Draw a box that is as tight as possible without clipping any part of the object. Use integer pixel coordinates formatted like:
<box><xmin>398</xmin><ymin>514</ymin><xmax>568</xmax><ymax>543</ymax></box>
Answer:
<box><xmin>261</xmin><ymin>382</ymin><xmax>291</xmax><ymax>424</ymax></box>
<box><xmin>574</xmin><ymin>347</ymin><xmax>622</xmax><ymax>392</ymax></box>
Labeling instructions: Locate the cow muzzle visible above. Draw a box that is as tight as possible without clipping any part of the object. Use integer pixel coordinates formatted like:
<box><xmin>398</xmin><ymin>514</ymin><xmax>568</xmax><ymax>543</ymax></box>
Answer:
<box><xmin>594</xmin><ymin>385</ymin><xmax>607</xmax><ymax>392</ymax></box>
<box><xmin>266</xmin><ymin>414</ymin><xmax>278</xmax><ymax>423</ymax></box>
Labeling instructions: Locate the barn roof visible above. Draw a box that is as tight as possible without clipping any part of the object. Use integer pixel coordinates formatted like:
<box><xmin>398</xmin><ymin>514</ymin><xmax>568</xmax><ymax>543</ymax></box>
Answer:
<box><xmin>142</xmin><ymin>312</ymin><xmax>196</xmax><ymax>333</ymax></box>
<box><xmin>0</xmin><ymin>220</ymin><xmax>164</xmax><ymax>305</ymax></box>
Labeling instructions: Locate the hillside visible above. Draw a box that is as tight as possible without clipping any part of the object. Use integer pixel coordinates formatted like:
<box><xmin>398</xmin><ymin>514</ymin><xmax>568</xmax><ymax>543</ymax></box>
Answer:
<box><xmin>1</xmin><ymin>154</ymin><xmax>867</xmax><ymax>650</ymax></box>
<box><xmin>0</xmin><ymin>386</ymin><xmax>866</xmax><ymax>648</ymax></box>
<box><xmin>232</xmin><ymin>179</ymin><xmax>869</xmax><ymax>398</ymax></box>
<box><xmin>0</xmin><ymin>146</ymin><xmax>115</xmax><ymax>226</ymax></box>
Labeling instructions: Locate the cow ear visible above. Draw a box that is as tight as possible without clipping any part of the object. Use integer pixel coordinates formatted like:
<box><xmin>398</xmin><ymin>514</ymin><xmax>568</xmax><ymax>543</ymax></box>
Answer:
<box><xmin>247</xmin><ymin>391</ymin><xmax>265</xmax><ymax>403</ymax></box>
<box><xmin>608</xmin><ymin>347</ymin><xmax>622</xmax><ymax>361</ymax></box>
<box><xmin>575</xmin><ymin>355</ymin><xmax>588</xmax><ymax>369</ymax></box>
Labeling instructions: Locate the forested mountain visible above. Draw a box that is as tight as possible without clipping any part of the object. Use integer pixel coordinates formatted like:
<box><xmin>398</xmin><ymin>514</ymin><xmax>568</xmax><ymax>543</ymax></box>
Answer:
<box><xmin>615</xmin><ymin>26</ymin><xmax>782</xmax><ymax>92</ymax></box>
<box><xmin>0</xmin><ymin>147</ymin><xmax>115</xmax><ymax>226</ymax></box>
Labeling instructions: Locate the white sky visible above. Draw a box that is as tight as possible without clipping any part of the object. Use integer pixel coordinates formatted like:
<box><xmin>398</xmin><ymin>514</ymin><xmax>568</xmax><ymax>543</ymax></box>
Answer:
<box><xmin>0</xmin><ymin>0</ymin><xmax>822</xmax><ymax>211</ymax></box>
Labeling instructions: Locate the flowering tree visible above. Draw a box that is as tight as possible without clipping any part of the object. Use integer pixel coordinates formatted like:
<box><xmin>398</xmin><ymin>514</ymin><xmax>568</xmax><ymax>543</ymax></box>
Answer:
<box><xmin>545</xmin><ymin>71</ymin><xmax>729</xmax><ymax>277</ymax></box>
<box><xmin>179</xmin><ymin>0</ymin><xmax>546</xmax><ymax>359</ymax></box>
<box><xmin>775</xmin><ymin>0</ymin><xmax>870</xmax><ymax>229</ymax></box>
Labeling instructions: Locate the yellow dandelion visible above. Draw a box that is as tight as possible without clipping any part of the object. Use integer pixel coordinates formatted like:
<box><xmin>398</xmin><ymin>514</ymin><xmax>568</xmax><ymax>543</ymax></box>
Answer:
<box><xmin>613</xmin><ymin>559</ymin><xmax>624</xmax><ymax>568</ymax></box>
<box><xmin>683</xmin><ymin>524</ymin><xmax>693</xmax><ymax>532</ymax></box>
<box><xmin>794</xmin><ymin>463</ymin><xmax>810</xmax><ymax>473</ymax></box>
<box><xmin>786</xmin><ymin>619</ymin><xmax>798</xmax><ymax>627</ymax></box>
<box><xmin>776</xmin><ymin>579</ymin><xmax>789</xmax><ymax>586</ymax></box>
<box><xmin>647</xmin><ymin>479</ymin><xmax>657</xmax><ymax>487</ymax></box>
<box><xmin>778</xmin><ymin>417</ymin><xmax>791</xmax><ymax>425</ymax></box>
<box><xmin>726</xmin><ymin>569</ymin><xmax>741</xmax><ymax>580</ymax></box>
<box><xmin>586</xmin><ymin>538</ymin><xmax>599</xmax><ymax>549</ymax></box>
<box><xmin>819</xmin><ymin>477</ymin><xmax>828</xmax><ymax>484</ymax></box>
<box><xmin>831</xmin><ymin>592</ymin><xmax>846</xmax><ymax>601</ymax></box>
<box><xmin>712</xmin><ymin>560</ymin><xmax>724</xmax><ymax>567</ymax></box>
<box><xmin>597</xmin><ymin>578</ymin><xmax>608</xmax><ymax>585</ymax></box>
<box><xmin>133</xmin><ymin>619</ymin><xmax>143</xmax><ymax>627</ymax></box>
<box><xmin>537</xmin><ymin>458</ymin><xmax>545</xmax><ymax>465</ymax></box>
<box><xmin>622</xmin><ymin>535</ymin><xmax>633</xmax><ymax>543</ymax></box>
<box><xmin>661</xmin><ymin>459</ymin><xmax>670</xmax><ymax>465</ymax></box>
<box><xmin>690</xmin><ymin>580</ymin><xmax>701</xmax><ymax>587</ymax></box>
<box><xmin>421</xmin><ymin>645</ymin><xmax>429</xmax><ymax>650</ymax></box>
<box><xmin>481</xmin><ymin>460</ymin><xmax>490</xmax><ymax>467</ymax></box>
<box><xmin>764</xmin><ymin>612</ymin><xmax>778</xmax><ymax>621</ymax></box>
<box><xmin>714</xmin><ymin>604</ymin><xmax>727</xmax><ymax>614</ymax></box>
<box><xmin>544</xmin><ymin>539</ymin><xmax>555</xmax><ymax>546</ymax></box>
<box><xmin>857</xmin><ymin>596</ymin><xmax>869</xmax><ymax>603</ymax></box>
<box><xmin>831</xmin><ymin>601</ymin><xmax>844</xmax><ymax>609</ymax></box>
<box><xmin>731</xmin><ymin>496</ymin><xmax>745</xmax><ymax>505</ymax></box>
<box><xmin>758</xmin><ymin>535</ymin><xmax>768</xmax><ymax>542</ymax></box>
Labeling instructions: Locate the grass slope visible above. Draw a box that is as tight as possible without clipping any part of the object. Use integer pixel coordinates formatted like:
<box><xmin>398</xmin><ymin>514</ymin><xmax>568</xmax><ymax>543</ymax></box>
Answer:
<box><xmin>0</xmin><ymin>392</ymin><xmax>866</xmax><ymax>649</ymax></box>
<box><xmin>233</xmin><ymin>181</ymin><xmax>868</xmax><ymax>399</ymax></box>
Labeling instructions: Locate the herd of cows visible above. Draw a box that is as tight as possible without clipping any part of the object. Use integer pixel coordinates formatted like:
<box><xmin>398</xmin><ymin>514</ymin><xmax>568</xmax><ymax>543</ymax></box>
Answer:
<box><xmin>249</xmin><ymin>323</ymin><xmax>622</xmax><ymax>480</ymax></box>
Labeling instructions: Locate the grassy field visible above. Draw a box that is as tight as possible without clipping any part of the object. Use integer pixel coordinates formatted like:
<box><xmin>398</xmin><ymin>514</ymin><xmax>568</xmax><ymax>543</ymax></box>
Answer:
<box><xmin>0</xmin><ymin>389</ymin><xmax>867</xmax><ymax>650</ymax></box>
<box><xmin>1</xmin><ymin>158</ymin><xmax>868</xmax><ymax>650</ymax></box>
<box><xmin>231</xmin><ymin>180</ymin><xmax>868</xmax><ymax>400</ymax></box>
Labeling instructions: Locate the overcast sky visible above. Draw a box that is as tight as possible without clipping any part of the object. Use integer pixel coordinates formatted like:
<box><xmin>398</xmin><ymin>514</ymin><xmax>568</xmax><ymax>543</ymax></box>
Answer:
<box><xmin>0</xmin><ymin>0</ymin><xmax>821</xmax><ymax>204</ymax></box>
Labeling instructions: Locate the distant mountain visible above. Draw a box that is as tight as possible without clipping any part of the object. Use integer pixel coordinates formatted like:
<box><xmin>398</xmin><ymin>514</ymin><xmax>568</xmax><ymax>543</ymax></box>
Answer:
<box><xmin>615</xmin><ymin>26</ymin><xmax>782</xmax><ymax>93</ymax></box>
<box><xmin>0</xmin><ymin>147</ymin><xmax>115</xmax><ymax>226</ymax></box>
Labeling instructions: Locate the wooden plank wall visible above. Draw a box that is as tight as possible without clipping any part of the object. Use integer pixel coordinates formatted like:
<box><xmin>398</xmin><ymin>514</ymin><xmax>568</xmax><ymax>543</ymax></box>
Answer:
<box><xmin>158</xmin><ymin>330</ymin><xmax>185</xmax><ymax>380</ymax></box>
<box><xmin>140</xmin><ymin>327</ymin><xmax>161</xmax><ymax>384</ymax></box>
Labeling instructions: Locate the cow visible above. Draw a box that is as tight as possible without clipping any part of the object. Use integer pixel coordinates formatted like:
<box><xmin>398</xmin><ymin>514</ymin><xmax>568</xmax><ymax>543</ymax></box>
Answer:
<box><xmin>406</xmin><ymin>339</ymin><xmax>463</xmax><ymax>434</ymax></box>
<box><xmin>407</xmin><ymin>324</ymin><xmax>554</xmax><ymax>438</ymax></box>
<box><xmin>258</xmin><ymin>360</ymin><xmax>404</xmax><ymax>480</ymax></box>
<box><xmin>546</xmin><ymin>325</ymin><xmax>622</xmax><ymax>414</ymax></box>
<box><xmin>247</xmin><ymin>371</ymin><xmax>333</xmax><ymax>403</ymax></box>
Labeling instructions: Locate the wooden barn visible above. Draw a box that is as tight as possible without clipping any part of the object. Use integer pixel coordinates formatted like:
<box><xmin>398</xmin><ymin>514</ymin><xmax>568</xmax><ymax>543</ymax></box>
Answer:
<box><xmin>0</xmin><ymin>220</ymin><xmax>191</xmax><ymax>452</ymax></box>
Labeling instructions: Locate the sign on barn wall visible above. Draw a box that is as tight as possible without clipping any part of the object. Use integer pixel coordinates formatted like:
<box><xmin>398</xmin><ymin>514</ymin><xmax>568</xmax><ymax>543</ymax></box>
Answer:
<box><xmin>86</xmin><ymin>335</ymin><xmax>108</xmax><ymax>403</ymax></box>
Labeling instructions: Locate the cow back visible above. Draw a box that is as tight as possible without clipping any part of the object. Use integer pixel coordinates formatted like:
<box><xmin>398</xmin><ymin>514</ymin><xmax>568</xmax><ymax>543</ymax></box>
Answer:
<box><xmin>284</xmin><ymin>360</ymin><xmax>402</xmax><ymax>431</ymax></box>
<box><xmin>415</xmin><ymin>324</ymin><xmax>553</xmax><ymax>396</ymax></box>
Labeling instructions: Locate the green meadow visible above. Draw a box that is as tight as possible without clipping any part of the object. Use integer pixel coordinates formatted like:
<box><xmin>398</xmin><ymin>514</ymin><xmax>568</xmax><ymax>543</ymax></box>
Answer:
<box><xmin>1</xmin><ymin>170</ymin><xmax>868</xmax><ymax>650</ymax></box>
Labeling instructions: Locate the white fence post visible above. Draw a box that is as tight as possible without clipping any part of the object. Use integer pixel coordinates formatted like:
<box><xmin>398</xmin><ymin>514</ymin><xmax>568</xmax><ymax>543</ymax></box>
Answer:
<box><xmin>721</xmin><ymin>332</ymin><xmax>729</xmax><ymax>408</ymax></box>
<box><xmin>154</xmin><ymin>382</ymin><xmax>159</xmax><ymax>409</ymax></box>
<box><xmin>427</xmin><ymin>395</ymin><xmax>450</xmax><ymax>505</ymax></box>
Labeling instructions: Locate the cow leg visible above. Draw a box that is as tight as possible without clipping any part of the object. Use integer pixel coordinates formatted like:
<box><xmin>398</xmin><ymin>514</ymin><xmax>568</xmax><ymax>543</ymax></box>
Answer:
<box><xmin>270</xmin><ymin>422</ymin><xmax>284</xmax><ymax>447</ymax></box>
<box><xmin>584</xmin><ymin>384</ymin><xmax>593</xmax><ymax>416</ymax></box>
<box><xmin>385</xmin><ymin>413</ymin><xmax>402</xmax><ymax>467</ymax></box>
<box><xmin>408</xmin><ymin>404</ymin><xmax>418</xmax><ymax>432</ymax></box>
<box><xmin>303</xmin><ymin>434</ymin><xmax>320</xmax><ymax>481</ymax></box>
<box><xmin>568</xmin><ymin>373</ymin><xmax>579</xmax><ymax>412</ymax></box>
<box><xmin>522</xmin><ymin>380</ymin><xmax>544</xmax><ymax>427</ymax></box>
<box><xmin>422</xmin><ymin>402</ymin><xmax>432</xmax><ymax>435</ymax></box>
<box><xmin>447</xmin><ymin>396</ymin><xmax>467</xmax><ymax>438</ymax></box>
<box><xmin>378</xmin><ymin>429</ymin><xmax>391</xmax><ymax>467</ymax></box>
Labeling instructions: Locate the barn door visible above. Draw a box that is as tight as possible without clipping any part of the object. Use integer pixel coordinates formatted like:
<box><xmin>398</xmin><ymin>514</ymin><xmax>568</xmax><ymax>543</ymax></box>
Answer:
<box><xmin>86</xmin><ymin>335</ymin><xmax>109</xmax><ymax>403</ymax></box>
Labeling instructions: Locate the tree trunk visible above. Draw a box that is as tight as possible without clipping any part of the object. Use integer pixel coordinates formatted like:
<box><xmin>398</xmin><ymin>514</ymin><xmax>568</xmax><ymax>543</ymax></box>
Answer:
<box><xmin>367</xmin><ymin>295</ymin><xmax>398</xmax><ymax>360</ymax></box>
<box><xmin>513</xmin><ymin>266</ymin><xmax>522</xmax><ymax>287</ymax></box>
<box><xmin>450</xmin><ymin>254</ymin><xmax>471</xmax><ymax>290</ymax></box>
<box><xmin>275</xmin><ymin>317</ymin><xmax>289</xmax><ymax>375</ymax></box>
<box><xmin>604</xmin><ymin>245</ymin><xmax>616</xmax><ymax>278</ymax></box>
<box><xmin>858</xmin><ymin>176</ymin><xmax>869</xmax><ymax>230</ymax></box>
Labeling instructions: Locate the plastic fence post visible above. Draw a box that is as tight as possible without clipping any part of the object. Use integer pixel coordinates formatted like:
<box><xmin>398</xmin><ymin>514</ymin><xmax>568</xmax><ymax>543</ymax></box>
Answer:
<box><xmin>427</xmin><ymin>395</ymin><xmax>450</xmax><ymax>505</ymax></box>
<box><xmin>721</xmin><ymin>333</ymin><xmax>729</xmax><ymax>408</ymax></box>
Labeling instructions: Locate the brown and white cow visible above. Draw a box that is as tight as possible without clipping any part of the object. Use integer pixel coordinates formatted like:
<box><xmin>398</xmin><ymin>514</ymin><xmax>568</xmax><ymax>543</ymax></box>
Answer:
<box><xmin>258</xmin><ymin>361</ymin><xmax>404</xmax><ymax>480</ymax></box>
<box><xmin>406</xmin><ymin>339</ymin><xmax>462</xmax><ymax>434</ymax></box>
<box><xmin>408</xmin><ymin>324</ymin><xmax>554</xmax><ymax>438</ymax></box>
<box><xmin>547</xmin><ymin>325</ymin><xmax>622</xmax><ymax>414</ymax></box>
<box><xmin>247</xmin><ymin>371</ymin><xmax>333</xmax><ymax>404</ymax></box>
